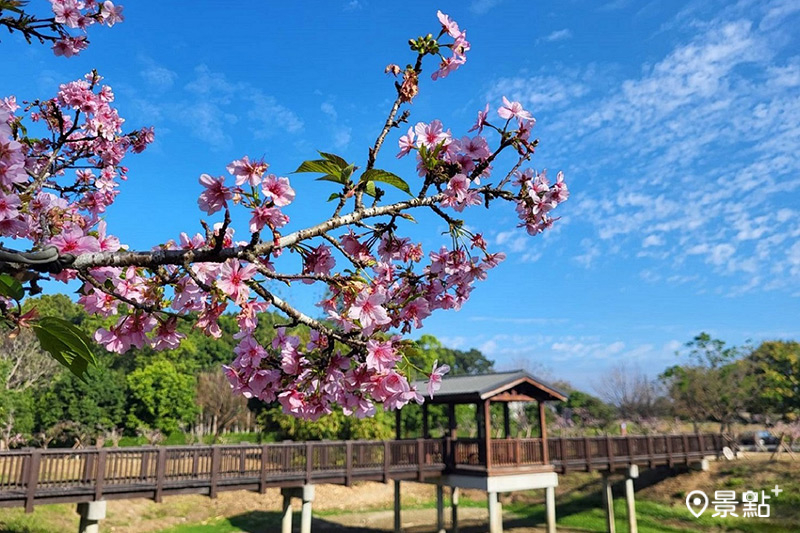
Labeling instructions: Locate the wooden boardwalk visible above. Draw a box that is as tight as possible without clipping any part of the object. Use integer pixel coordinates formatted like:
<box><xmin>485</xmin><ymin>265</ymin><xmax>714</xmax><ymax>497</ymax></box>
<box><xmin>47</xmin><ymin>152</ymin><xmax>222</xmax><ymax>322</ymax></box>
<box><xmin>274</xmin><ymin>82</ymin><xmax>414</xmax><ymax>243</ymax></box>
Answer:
<box><xmin>0</xmin><ymin>433</ymin><xmax>722</xmax><ymax>511</ymax></box>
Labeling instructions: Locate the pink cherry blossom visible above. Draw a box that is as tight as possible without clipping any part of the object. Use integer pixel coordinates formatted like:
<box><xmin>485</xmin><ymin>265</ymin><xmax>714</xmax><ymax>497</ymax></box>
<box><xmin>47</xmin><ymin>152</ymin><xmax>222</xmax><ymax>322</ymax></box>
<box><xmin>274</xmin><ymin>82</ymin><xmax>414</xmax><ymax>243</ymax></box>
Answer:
<box><xmin>197</xmin><ymin>173</ymin><xmax>232</xmax><ymax>214</ymax></box>
<box><xmin>347</xmin><ymin>289</ymin><xmax>391</xmax><ymax>335</ymax></box>
<box><xmin>100</xmin><ymin>1</ymin><xmax>124</xmax><ymax>26</ymax></box>
<box><xmin>152</xmin><ymin>318</ymin><xmax>185</xmax><ymax>350</ymax></box>
<box><xmin>262</xmin><ymin>174</ymin><xmax>295</xmax><ymax>206</ymax></box>
<box><xmin>227</xmin><ymin>156</ymin><xmax>267</xmax><ymax>187</ymax></box>
<box><xmin>427</xmin><ymin>360</ymin><xmax>451</xmax><ymax>398</ymax></box>
<box><xmin>436</xmin><ymin>10</ymin><xmax>460</xmax><ymax>38</ymax></box>
<box><xmin>217</xmin><ymin>259</ymin><xmax>257</xmax><ymax>304</ymax></box>
<box><xmin>249</xmin><ymin>205</ymin><xmax>289</xmax><ymax>232</ymax></box>
<box><xmin>49</xmin><ymin>228</ymin><xmax>100</xmax><ymax>255</ymax></box>
<box><xmin>0</xmin><ymin>193</ymin><xmax>20</xmax><ymax>221</ymax></box>
<box><xmin>414</xmin><ymin>120</ymin><xmax>451</xmax><ymax>149</ymax></box>
<box><xmin>52</xmin><ymin>37</ymin><xmax>88</xmax><ymax>57</ymax></box>
<box><xmin>498</xmin><ymin>96</ymin><xmax>533</xmax><ymax>122</ymax></box>
<box><xmin>397</xmin><ymin>127</ymin><xmax>415</xmax><ymax>158</ymax></box>
<box><xmin>365</xmin><ymin>339</ymin><xmax>400</xmax><ymax>371</ymax></box>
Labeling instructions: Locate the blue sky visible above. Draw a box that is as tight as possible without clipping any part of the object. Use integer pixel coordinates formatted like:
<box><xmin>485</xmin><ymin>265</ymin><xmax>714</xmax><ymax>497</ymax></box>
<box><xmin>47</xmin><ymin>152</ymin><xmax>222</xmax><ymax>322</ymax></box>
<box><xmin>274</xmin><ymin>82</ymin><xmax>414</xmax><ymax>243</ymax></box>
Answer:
<box><xmin>2</xmin><ymin>0</ymin><xmax>799</xmax><ymax>392</ymax></box>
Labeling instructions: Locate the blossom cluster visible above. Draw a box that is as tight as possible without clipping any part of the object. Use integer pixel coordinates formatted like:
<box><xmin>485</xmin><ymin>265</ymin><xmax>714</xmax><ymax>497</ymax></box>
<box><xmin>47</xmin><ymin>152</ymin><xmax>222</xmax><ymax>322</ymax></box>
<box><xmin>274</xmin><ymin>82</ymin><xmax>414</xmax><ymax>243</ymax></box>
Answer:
<box><xmin>0</xmin><ymin>73</ymin><xmax>152</xmax><ymax>250</ymax></box>
<box><xmin>1</xmin><ymin>9</ymin><xmax>567</xmax><ymax>420</ymax></box>
<box><xmin>431</xmin><ymin>10</ymin><xmax>471</xmax><ymax>81</ymax></box>
<box><xmin>48</xmin><ymin>0</ymin><xmax>124</xmax><ymax>57</ymax></box>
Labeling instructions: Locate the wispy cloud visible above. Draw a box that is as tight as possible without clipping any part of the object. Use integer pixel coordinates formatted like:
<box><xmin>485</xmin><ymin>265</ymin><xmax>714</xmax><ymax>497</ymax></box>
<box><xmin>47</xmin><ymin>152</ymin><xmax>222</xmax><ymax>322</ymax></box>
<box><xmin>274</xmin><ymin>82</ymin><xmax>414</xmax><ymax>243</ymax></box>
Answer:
<box><xmin>543</xmin><ymin>29</ymin><xmax>573</xmax><ymax>42</ymax></box>
<box><xmin>470</xmin><ymin>0</ymin><xmax>503</xmax><ymax>15</ymax></box>
<box><xmin>487</xmin><ymin>0</ymin><xmax>800</xmax><ymax>294</ymax></box>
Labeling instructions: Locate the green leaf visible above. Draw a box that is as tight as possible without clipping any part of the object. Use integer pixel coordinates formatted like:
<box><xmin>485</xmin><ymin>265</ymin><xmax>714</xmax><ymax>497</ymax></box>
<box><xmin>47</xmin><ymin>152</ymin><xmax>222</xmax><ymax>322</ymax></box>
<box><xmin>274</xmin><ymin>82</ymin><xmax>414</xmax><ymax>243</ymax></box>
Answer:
<box><xmin>360</xmin><ymin>169</ymin><xmax>412</xmax><ymax>195</ymax></box>
<box><xmin>317</xmin><ymin>151</ymin><xmax>349</xmax><ymax>170</ymax></box>
<box><xmin>316</xmin><ymin>175</ymin><xmax>346</xmax><ymax>184</ymax></box>
<box><xmin>327</xmin><ymin>193</ymin><xmax>343</xmax><ymax>202</ymax></box>
<box><xmin>293</xmin><ymin>159</ymin><xmax>344</xmax><ymax>179</ymax></box>
<box><xmin>32</xmin><ymin>316</ymin><xmax>97</xmax><ymax>382</ymax></box>
<box><xmin>0</xmin><ymin>274</ymin><xmax>24</xmax><ymax>301</ymax></box>
<box><xmin>364</xmin><ymin>181</ymin><xmax>378</xmax><ymax>198</ymax></box>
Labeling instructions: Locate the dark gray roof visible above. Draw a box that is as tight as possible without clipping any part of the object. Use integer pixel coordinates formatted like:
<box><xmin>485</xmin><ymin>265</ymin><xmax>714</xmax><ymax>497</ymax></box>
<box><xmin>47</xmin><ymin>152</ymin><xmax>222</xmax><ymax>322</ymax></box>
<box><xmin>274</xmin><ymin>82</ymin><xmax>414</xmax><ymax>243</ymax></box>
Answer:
<box><xmin>414</xmin><ymin>369</ymin><xmax>567</xmax><ymax>404</ymax></box>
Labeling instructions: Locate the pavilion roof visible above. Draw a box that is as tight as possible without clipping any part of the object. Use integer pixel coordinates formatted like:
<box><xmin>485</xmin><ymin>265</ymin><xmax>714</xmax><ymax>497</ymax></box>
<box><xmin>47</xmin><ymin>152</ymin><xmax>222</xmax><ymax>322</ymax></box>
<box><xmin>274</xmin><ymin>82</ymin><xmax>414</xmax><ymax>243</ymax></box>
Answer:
<box><xmin>415</xmin><ymin>369</ymin><xmax>568</xmax><ymax>404</ymax></box>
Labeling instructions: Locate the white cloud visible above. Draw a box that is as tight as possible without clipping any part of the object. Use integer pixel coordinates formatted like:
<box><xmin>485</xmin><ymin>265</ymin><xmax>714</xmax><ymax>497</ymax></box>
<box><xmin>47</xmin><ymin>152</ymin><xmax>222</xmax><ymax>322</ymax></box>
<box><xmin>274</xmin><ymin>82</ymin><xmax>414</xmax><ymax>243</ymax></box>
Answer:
<box><xmin>470</xmin><ymin>0</ymin><xmax>502</xmax><ymax>15</ymax></box>
<box><xmin>491</xmin><ymin>1</ymin><xmax>800</xmax><ymax>294</ymax></box>
<box><xmin>643</xmin><ymin>234</ymin><xmax>665</xmax><ymax>247</ymax></box>
<box><xmin>140</xmin><ymin>65</ymin><xmax>177</xmax><ymax>92</ymax></box>
<box><xmin>544</xmin><ymin>29</ymin><xmax>573</xmax><ymax>42</ymax></box>
<box><xmin>168</xmin><ymin>65</ymin><xmax>303</xmax><ymax>148</ymax></box>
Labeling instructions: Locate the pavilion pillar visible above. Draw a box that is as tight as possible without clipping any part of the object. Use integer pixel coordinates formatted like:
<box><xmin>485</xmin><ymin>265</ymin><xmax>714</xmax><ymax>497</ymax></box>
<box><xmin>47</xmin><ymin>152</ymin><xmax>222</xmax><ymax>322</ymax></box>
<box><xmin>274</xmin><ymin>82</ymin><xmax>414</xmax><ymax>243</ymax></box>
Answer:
<box><xmin>476</xmin><ymin>402</ymin><xmax>485</xmax><ymax>464</ymax></box>
<box><xmin>483</xmin><ymin>400</ymin><xmax>492</xmax><ymax>471</ymax></box>
<box><xmin>393</xmin><ymin>479</ymin><xmax>402</xmax><ymax>533</ymax></box>
<box><xmin>300</xmin><ymin>485</ymin><xmax>315</xmax><ymax>533</ymax></box>
<box><xmin>625</xmin><ymin>465</ymin><xmax>638</xmax><ymax>533</ymax></box>
<box><xmin>602</xmin><ymin>474</ymin><xmax>616</xmax><ymax>533</ymax></box>
<box><xmin>502</xmin><ymin>403</ymin><xmax>511</xmax><ymax>438</ymax></box>
<box><xmin>539</xmin><ymin>401</ymin><xmax>549</xmax><ymax>464</ymax></box>
<box><xmin>545</xmin><ymin>486</ymin><xmax>557</xmax><ymax>533</ymax></box>
<box><xmin>395</xmin><ymin>409</ymin><xmax>402</xmax><ymax>440</ymax></box>
<box><xmin>488</xmin><ymin>490</ymin><xmax>503</xmax><ymax>533</ymax></box>
<box><xmin>436</xmin><ymin>483</ymin><xmax>446</xmax><ymax>533</ymax></box>
<box><xmin>77</xmin><ymin>501</ymin><xmax>106</xmax><ymax>533</ymax></box>
<box><xmin>448</xmin><ymin>404</ymin><xmax>457</xmax><ymax>439</ymax></box>
<box><xmin>280</xmin><ymin>491</ymin><xmax>293</xmax><ymax>533</ymax></box>
<box><xmin>451</xmin><ymin>486</ymin><xmax>460</xmax><ymax>533</ymax></box>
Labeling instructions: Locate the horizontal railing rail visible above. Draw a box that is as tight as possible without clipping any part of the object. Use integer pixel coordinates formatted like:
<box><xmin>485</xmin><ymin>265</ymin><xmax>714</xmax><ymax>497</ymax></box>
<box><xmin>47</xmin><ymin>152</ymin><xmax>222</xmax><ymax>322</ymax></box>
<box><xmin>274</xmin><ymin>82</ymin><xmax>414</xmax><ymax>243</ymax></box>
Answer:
<box><xmin>0</xmin><ymin>433</ymin><xmax>722</xmax><ymax>510</ymax></box>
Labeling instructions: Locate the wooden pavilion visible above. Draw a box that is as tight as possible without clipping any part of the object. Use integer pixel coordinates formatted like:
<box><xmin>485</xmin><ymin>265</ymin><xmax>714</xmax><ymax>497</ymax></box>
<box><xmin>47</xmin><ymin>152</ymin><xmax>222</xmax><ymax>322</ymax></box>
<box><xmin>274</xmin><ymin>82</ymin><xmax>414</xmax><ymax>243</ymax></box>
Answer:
<box><xmin>402</xmin><ymin>370</ymin><xmax>568</xmax><ymax>532</ymax></box>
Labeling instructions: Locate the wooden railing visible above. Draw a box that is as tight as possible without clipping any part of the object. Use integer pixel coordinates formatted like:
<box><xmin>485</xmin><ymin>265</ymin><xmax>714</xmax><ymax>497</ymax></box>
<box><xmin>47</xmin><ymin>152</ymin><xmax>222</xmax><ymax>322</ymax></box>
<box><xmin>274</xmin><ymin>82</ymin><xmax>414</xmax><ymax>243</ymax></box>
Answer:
<box><xmin>0</xmin><ymin>434</ymin><xmax>722</xmax><ymax>510</ymax></box>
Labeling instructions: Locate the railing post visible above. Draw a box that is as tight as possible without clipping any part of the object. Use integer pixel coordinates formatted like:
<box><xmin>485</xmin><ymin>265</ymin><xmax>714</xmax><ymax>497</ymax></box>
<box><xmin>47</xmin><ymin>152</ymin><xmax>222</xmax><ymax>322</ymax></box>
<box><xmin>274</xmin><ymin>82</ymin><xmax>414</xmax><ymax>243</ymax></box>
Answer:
<box><xmin>24</xmin><ymin>449</ymin><xmax>41</xmax><ymax>513</ymax></box>
<box><xmin>682</xmin><ymin>434</ymin><xmax>690</xmax><ymax>464</ymax></box>
<box><xmin>140</xmin><ymin>449</ymin><xmax>150</xmax><ymax>480</ymax></box>
<box><xmin>560</xmin><ymin>438</ymin><xmax>568</xmax><ymax>471</ymax></box>
<box><xmin>606</xmin><ymin>435</ymin><xmax>614</xmax><ymax>470</ymax></box>
<box><xmin>417</xmin><ymin>438</ymin><xmax>425</xmax><ymax>481</ymax></box>
<box><xmin>260</xmin><ymin>444</ymin><xmax>269</xmax><ymax>494</ymax></box>
<box><xmin>83</xmin><ymin>451</ymin><xmax>95</xmax><ymax>485</ymax></box>
<box><xmin>626</xmin><ymin>435</ymin><xmax>634</xmax><ymax>462</ymax></box>
<box><xmin>191</xmin><ymin>447</ymin><xmax>200</xmax><ymax>479</ymax></box>
<box><xmin>209</xmin><ymin>446</ymin><xmax>221</xmax><ymax>499</ymax></box>
<box><xmin>345</xmin><ymin>441</ymin><xmax>353</xmax><ymax>487</ymax></box>
<box><xmin>516</xmin><ymin>439</ymin><xmax>522</xmax><ymax>467</ymax></box>
<box><xmin>584</xmin><ymin>436</ymin><xmax>592</xmax><ymax>471</ymax></box>
<box><xmin>154</xmin><ymin>447</ymin><xmax>167</xmax><ymax>503</ymax></box>
<box><xmin>306</xmin><ymin>442</ymin><xmax>313</xmax><ymax>485</ymax></box>
<box><xmin>95</xmin><ymin>449</ymin><xmax>107</xmax><ymax>501</ymax></box>
<box><xmin>647</xmin><ymin>436</ymin><xmax>655</xmax><ymax>467</ymax></box>
<box><xmin>383</xmin><ymin>441</ymin><xmax>391</xmax><ymax>482</ymax></box>
<box><xmin>666</xmin><ymin>435</ymin><xmax>674</xmax><ymax>467</ymax></box>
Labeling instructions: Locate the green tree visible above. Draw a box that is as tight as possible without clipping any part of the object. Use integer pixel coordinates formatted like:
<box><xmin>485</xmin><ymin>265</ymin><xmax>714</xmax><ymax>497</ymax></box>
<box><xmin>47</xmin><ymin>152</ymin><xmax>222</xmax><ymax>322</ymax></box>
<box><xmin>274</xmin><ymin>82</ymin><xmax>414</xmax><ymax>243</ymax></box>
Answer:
<box><xmin>35</xmin><ymin>361</ymin><xmax>127</xmax><ymax>445</ymax></box>
<box><xmin>660</xmin><ymin>333</ymin><xmax>753</xmax><ymax>433</ymax></box>
<box><xmin>126</xmin><ymin>358</ymin><xmax>198</xmax><ymax>434</ymax></box>
<box><xmin>747</xmin><ymin>340</ymin><xmax>800</xmax><ymax>420</ymax></box>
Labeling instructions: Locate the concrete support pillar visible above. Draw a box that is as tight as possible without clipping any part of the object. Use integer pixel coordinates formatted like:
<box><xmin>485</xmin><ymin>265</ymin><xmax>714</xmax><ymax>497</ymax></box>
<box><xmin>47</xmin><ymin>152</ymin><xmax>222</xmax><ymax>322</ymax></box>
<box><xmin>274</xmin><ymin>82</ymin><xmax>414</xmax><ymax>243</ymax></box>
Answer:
<box><xmin>394</xmin><ymin>479</ymin><xmax>402</xmax><ymax>533</ymax></box>
<box><xmin>488</xmin><ymin>491</ymin><xmax>503</xmax><ymax>533</ymax></box>
<box><xmin>300</xmin><ymin>485</ymin><xmax>315</xmax><ymax>533</ymax></box>
<box><xmin>451</xmin><ymin>486</ymin><xmax>460</xmax><ymax>533</ymax></box>
<box><xmin>436</xmin><ymin>484</ymin><xmax>445</xmax><ymax>533</ymax></box>
<box><xmin>281</xmin><ymin>492</ymin><xmax>293</xmax><ymax>533</ymax></box>
<box><xmin>545</xmin><ymin>486</ymin><xmax>557</xmax><ymax>533</ymax></box>
<box><xmin>77</xmin><ymin>501</ymin><xmax>106</xmax><ymax>533</ymax></box>
<box><xmin>602</xmin><ymin>474</ymin><xmax>616</xmax><ymax>533</ymax></box>
<box><xmin>625</xmin><ymin>465</ymin><xmax>638</xmax><ymax>533</ymax></box>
